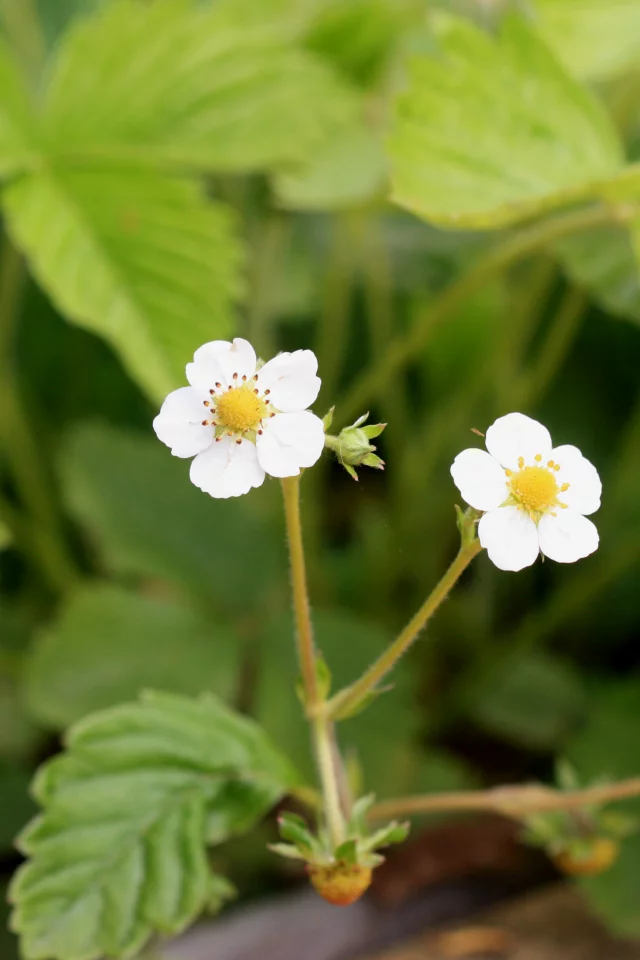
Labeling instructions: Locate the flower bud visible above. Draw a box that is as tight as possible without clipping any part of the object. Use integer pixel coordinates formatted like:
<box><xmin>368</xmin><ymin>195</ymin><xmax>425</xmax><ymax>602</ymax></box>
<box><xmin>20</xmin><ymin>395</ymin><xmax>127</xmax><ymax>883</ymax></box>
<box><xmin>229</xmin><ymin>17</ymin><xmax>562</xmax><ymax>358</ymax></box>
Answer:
<box><xmin>324</xmin><ymin>413</ymin><xmax>386</xmax><ymax>480</ymax></box>
<box><xmin>553</xmin><ymin>837</ymin><xmax>619</xmax><ymax>876</ymax></box>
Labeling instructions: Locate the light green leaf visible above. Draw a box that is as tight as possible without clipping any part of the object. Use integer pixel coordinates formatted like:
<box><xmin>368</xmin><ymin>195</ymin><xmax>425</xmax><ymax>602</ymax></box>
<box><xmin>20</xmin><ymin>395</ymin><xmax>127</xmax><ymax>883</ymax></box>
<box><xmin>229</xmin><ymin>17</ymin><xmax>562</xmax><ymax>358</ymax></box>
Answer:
<box><xmin>0</xmin><ymin>37</ymin><xmax>37</xmax><ymax>177</ymax></box>
<box><xmin>42</xmin><ymin>0</ymin><xmax>359</xmax><ymax>172</ymax></box>
<box><xmin>532</xmin><ymin>0</ymin><xmax>640</xmax><ymax>82</ymax></box>
<box><xmin>59</xmin><ymin>423</ymin><xmax>284</xmax><ymax>612</ymax></box>
<box><xmin>4</xmin><ymin>165</ymin><xmax>242</xmax><ymax>401</ymax></box>
<box><xmin>466</xmin><ymin>652</ymin><xmax>586</xmax><ymax>750</ymax></box>
<box><xmin>274</xmin><ymin>124</ymin><xmax>387</xmax><ymax>211</ymax></box>
<box><xmin>568</xmin><ymin>678</ymin><xmax>640</xmax><ymax>937</ymax></box>
<box><xmin>23</xmin><ymin>583</ymin><xmax>239</xmax><ymax>729</ymax></box>
<box><xmin>10</xmin><ymin>690</ymin><xmax>295</xmax><ymax>960</ymax></box>
<box><xmin>389</xmin><ymin>13</ymin><xmax>624</xmax><ymax>228</ymax></box>
<box><xmin>0</xmin><ymin>519</ymin><xmax>12</xmax><ymax>550</ymax></box>
<box><xmin>555</xmin><ymin>225</ymin><xmax>640</xmax><ymax>325</ymax></box>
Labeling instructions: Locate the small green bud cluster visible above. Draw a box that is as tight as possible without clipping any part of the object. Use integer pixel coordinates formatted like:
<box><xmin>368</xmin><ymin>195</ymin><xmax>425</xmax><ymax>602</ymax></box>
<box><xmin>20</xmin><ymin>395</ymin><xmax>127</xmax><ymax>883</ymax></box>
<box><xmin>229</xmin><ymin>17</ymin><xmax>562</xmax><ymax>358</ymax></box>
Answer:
<box><xmin>323</xmin><ymin>409</ymin><xmax>386</xmax><ymax>480</ymax></box>
<box><xmin>270</xmin><ymin>795</ymin><xmax>409</xmax><ymax>905</ymax></box>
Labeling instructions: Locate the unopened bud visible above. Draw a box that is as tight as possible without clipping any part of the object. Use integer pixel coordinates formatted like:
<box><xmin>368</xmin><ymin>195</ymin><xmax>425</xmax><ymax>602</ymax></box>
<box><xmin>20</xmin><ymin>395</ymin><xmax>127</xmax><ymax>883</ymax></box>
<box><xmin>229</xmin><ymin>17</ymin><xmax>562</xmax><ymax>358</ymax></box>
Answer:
<box><xmin>324</xmin><ymin>413</ymin><xmax>386</xmax><ymax>481</ymax></box>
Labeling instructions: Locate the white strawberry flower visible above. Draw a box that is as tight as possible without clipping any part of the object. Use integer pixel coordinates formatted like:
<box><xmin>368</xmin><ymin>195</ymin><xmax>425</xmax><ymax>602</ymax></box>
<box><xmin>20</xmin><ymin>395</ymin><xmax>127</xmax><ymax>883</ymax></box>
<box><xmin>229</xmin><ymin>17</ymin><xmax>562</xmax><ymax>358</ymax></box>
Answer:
<box><xmin>451</xmin><ymin>413</ymin><xmax>601</xmax><ymax>572</ymax></box>
<box><xmin>153</xmin><ymin>338</ymin><xmax>325</xmax><ymax>498</ymax></box>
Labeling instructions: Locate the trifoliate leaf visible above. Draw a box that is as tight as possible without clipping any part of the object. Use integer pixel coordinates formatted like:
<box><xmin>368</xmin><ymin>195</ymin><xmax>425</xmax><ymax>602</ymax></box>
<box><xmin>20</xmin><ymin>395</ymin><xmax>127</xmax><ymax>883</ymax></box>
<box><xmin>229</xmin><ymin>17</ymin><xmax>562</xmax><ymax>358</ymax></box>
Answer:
<box><xmin>23</xmin><ymin>584</ymin><xmax>239</xmax><ymax>729</ymax></box>
<box><xmin>0</xmin><ymin>38</ymin><xmax>37</xmax><ymax>177</ymax></box>
<box><xmin>10</xmin><ymin>690</ymin><xmax>295</xmax><ymax>960</ymax></box>
<box><xmin>3</xmin><ymin>165</ymin><xmax>242</xmax><ymax>401</ymax></box>
<box><xmin>42</xmin><ymin>0</ymin><xmax>359</xmax><ymax>172</ymax></box>
<box><xmin>389</xmin><ymin>13</ymin><xmax>624</xmax><ymax>228</ymax></box>
<box><xmin>532</xmin><ymin>0</ymin><xmax>640</xmax><ymax>82</ymax></box>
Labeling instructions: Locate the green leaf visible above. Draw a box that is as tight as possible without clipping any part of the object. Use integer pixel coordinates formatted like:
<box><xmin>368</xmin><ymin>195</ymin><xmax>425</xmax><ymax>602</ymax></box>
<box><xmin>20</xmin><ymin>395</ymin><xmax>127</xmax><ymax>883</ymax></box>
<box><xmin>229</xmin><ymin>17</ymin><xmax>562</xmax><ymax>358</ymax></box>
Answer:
<box><xmin>274</xmin><ymin>124</ymin><xmax>387</xmax><ymax>211</ymax></box>
<box><xmin>0</xmin><ymin>519</ymin><xmax>12</xmax><ymax>550</ymax></box>
<box><xmin>59</xmin><ymin>422</ymin><xmax>284</xmax><ymax>612</ymax></box>
<box><xmin>389</xmin><ymin>13</ymin><xmax>623</xmax><ymax>228</ymax></box>
<box><xmin>568</xmin><ymin>678</ymin><xmax>640</xmax><ymax>937</ymax></box>
<box><xmin>555</xmin><ymin>224</ymin><xmax>640</xmax><ymax>326</ymax></box>
<box><xmin>532</xmin><ymin>0</ymin><xmax>640</xmax><ymax>82</ymax></box>
<box><xmin>0</xmin><ymin>38</ymin><xmax>36</xmax><ymax>177</ymax></box>
<box><xmin>23</xmin><ymin>583</ymin><xmax>239</xmax><ymax>729</ymax></box>
<box><xmin>42</xmin><ymin>0</ymin><xmax>359</xmax><ymax>173</ymax></box>
<box><xmin>10</xmin><ymin>690</ymin><xmax>295</xmax><ymax>960</ymax></box>
<box><xmin>4</xmin><ymin>165</ymin><xmax>242</xmax><ymax>401</ymax></box>
<box><xmin>466</xmin><ymin>652</ymin><xmax>586</xmax><ymax>750</ymax></box>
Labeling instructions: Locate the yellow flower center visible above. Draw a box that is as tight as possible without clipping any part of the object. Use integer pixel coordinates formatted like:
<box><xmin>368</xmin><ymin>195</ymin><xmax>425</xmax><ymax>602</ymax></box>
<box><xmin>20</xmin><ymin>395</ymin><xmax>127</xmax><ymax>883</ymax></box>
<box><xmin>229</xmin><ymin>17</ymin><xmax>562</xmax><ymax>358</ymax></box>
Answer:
<box><xmin>510</xmin><ymin>465</ymin><xmax>558</xmax><ymax>512</ymax></box>
<box><xmin>215</xmin><ymin>385</ymin><xmax>266</xmax><ymax>434</ymax></box>
<box><xmin>505</xmin><ymin>454</ymin><xmax>570</xmax><ymax>518</ymax></box>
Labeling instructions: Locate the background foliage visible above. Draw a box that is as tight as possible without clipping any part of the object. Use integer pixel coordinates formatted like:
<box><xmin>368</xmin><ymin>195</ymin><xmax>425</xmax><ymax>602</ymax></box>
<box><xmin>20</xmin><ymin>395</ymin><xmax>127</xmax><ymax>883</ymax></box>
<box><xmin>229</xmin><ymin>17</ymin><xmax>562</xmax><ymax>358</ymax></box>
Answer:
<box><xmin>2</xmin><ymin>0</ymin><xmax>640</xmax><ymax>955</ymax></box>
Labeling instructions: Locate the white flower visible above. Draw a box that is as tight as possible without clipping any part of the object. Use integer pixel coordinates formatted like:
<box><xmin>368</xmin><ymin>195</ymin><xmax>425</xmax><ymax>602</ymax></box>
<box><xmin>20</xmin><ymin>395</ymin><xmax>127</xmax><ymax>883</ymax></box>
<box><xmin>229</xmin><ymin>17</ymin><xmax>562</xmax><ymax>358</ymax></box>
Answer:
<box><xmin>153</xmin><ymin>338</ymin><xmax>325</xmax><ymax>498</ymax></box>
<box><xmin>451</xmin><ymin>412</ymin><xmax>601</xmax><ymax>572</ymax></box>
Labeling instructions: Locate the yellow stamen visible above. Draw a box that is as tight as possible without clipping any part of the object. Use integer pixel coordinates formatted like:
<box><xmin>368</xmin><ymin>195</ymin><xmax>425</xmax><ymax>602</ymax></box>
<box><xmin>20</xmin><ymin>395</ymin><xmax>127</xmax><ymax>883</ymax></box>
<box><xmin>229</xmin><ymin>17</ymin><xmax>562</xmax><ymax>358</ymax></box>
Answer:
<box><xmin>509</xmin><ymin>465</ymin><xmax>559</xmax><ymax>514</ymax></box>
<box><xmin>535</xmin><ymin>453</ymin><xmax>542</xmax><ymax>462</ymax></box>
<box><xmin>215</xmin><ymin>385</ymin><xmax>266</xmax><ymax>433</ymax></box>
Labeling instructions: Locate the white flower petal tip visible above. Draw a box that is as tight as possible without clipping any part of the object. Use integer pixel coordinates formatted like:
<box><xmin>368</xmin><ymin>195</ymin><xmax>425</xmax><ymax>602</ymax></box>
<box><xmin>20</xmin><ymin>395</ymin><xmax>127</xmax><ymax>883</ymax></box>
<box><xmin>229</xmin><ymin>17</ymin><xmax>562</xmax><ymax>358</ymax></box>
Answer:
<box><xmin>155</xmin><ymin>341</ymin><xmax>323</xmax><ymax>498</ymax></box>
<box><xmin>451</xmin><ymin>413</ymin><xmax>601</xmax><ymax>571</ymax></box>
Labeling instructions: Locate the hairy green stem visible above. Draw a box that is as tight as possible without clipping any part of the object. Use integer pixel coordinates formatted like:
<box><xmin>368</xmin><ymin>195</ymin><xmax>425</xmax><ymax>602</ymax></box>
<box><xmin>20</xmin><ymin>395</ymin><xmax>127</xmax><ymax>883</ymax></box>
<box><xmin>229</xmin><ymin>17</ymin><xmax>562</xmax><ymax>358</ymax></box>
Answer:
<box><xmin>328</xmin><ymin>538</ymin><xmax>483</xmax><ymax>719</ymax></box>
<box><xmin>280</xmin><ymin>476</ymin><xmax>345</xmax><ymax>846</ymax></box>
<box><xmin>369</xmin><ymin>776</ymin><xmax>640</xmax><ymax>822</ymax></box>
<box><xmin>340</xmin><ymin>203</ymin><xmax>638</xmax><ymax>424</ymax></box>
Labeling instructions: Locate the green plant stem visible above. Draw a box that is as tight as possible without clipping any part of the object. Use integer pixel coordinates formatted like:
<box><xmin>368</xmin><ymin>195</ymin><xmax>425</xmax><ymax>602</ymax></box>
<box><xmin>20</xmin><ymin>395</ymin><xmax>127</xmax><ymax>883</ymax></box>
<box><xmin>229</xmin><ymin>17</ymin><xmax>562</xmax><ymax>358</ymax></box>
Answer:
<box><xmin>339</xmin><ymin>203</ymin><xmax>638</xmax><ymax>424</ymax></box>
<box><xmin>328</xmin><ymin>537</ymin><xmax>483</xmax><ymax>719</ymax></box>
<box><xmin>0</xmin><ymin>236</ymin><xmax>78</xmax><ymax>592</ymax></box>
<box><xmin>515</xmin><ymin>286</ymin><xmax>587</xmax><ymax>408</ymax></box>
<box><xmin>280</xmin><ymin>475</ymin><xmax>345</xmax><ymax>846</ymax></box>
<box><xmin>368</xmin><ymin>777</ymin><xmax>640</xmax><ymax>823</ymax></box>
<box><xmin>316</xmin><ymin>216</ymin><xmax>355</xmax><ymax>407</ymax></box>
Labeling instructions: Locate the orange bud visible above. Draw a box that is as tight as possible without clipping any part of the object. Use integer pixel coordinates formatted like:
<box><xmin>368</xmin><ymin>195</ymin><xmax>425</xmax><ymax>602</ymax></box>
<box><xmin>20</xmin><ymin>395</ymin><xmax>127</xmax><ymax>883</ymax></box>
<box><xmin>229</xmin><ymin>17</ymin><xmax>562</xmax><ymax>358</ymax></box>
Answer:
<box><xmin>307</xmin><ymin>862</ymin><xmax>373</xmax><ymax>906</ymax></box>
<box><xmin>553</xmin><ymin>837</ymin><xmax>619</xmax><ymax>877</ymax></box>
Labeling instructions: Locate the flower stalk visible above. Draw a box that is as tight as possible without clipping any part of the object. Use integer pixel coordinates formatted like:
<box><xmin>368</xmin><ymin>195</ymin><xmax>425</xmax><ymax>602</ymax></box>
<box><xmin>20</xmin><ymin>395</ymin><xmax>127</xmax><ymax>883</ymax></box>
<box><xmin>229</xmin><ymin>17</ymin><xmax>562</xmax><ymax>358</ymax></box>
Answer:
<box><xmin>281</xmin><ymin>475</ymin><xmax>346</xmax><ymax>846</ymax></box>
<box><xmin>328</xmin><ymin>536</ymin><xmax>483</xmax><ymax>720</ymax></box>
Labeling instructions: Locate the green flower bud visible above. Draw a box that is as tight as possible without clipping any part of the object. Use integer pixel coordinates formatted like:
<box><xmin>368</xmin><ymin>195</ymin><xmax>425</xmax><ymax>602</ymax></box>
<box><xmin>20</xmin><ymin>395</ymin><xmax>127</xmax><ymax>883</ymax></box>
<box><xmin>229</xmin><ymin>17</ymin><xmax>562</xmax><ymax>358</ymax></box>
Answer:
<box><xmin>324</xmin><ymin>413</ymin><xmax>386</xmax><ymax>480</ymax></box>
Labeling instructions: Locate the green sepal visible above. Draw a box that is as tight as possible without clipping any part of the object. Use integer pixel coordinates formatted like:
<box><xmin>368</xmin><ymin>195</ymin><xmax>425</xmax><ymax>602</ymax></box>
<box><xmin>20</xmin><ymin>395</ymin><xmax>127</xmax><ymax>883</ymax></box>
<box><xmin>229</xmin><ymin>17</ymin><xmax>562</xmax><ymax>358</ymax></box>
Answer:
<box><xmin>334</xmin><ymin>839</ymin><xmax>358</xmax><ymax>864</ymax></box>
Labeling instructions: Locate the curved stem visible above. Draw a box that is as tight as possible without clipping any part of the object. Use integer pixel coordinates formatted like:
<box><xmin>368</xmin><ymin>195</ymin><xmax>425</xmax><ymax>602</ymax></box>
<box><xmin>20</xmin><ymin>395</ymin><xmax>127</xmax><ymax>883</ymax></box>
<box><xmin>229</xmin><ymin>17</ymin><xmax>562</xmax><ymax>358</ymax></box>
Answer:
<box><xmin>369</xmin><ymin>777</ymin><xmax>640</xmax><ymax>822</ymax></box>
<box><xmin>328</xmin><ymin>537</ymin><xmax>483</xmax><ymax>719</ymax></box>
<box><xmin>339</xmin><ymin>203</ymin><xmax>637</xmax><ymax>424</ymax></box>
<box><xmin>280</xmin><ymin>476</ymin><xmax>345</xmax><ymax>846</ymax></box>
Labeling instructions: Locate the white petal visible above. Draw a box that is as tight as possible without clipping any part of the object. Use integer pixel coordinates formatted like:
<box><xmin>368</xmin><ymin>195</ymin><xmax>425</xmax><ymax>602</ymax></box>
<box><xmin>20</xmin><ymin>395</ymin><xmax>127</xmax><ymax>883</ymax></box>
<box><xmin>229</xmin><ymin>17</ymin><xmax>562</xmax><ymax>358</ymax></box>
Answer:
<box><xmin>485</xmin><ymin>412</ymin><xmax>552</xmax><ymax>470</ymax></box>
<box><xmin>186</xmin><ymin>351</ymin><xmax>228</xmax><ymax>397</ymax></box>
<box><xmin>538</xmin><ymin>510</ymin><xmax>599</xmax><ymax>563</ymax></box>
<box><xmin>189</xmin><ymin>338</ymin><xmax>257</xmax><ymax>393</ymax></box>
<box><xmin>153</xmin><ymin>387</ymin><xmax>213</xmax><ymax>458</ymax></box>
<box><xmin>478</xmin><ymin>506</ymin><xmax>540</xmax><ymax>572</ymax></box>
<box><xmin>256</xmin><ymin>411</ymin><xmax>325</xmax><ymax>478</ymax></box>
<box><xmin>189</xmin><ymin>437</ymin><xmax>265</xmax><ymax>499</ymax></box>
<box><xmin>551</xmin><ymin>445</ymin><xmax>601</xmax><ymax>516</ymax></box>
<box><xmin>450</xmin><ymin>448</ymin><xmax>509</xmax><ymax>511</ymax></box>
<box><xmin>257</xmin><ymin>350</ymin><xmax>321</xmax><ymax>412</ymax></box>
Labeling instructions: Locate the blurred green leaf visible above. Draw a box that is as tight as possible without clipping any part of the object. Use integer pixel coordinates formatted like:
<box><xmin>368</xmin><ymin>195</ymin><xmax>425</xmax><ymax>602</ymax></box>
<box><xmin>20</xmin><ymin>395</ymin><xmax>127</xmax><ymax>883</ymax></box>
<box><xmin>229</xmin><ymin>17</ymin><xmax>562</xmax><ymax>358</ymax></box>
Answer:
<box><xmin>568</xmin><ymin>678</ymin><xmax>640</xmax><ymax>937</ymax></box>
<box><xmin>467</xmin><ymin>652</ymin><xmax>586</xmax><ymax>750</ymax></box>
<box><xmin>0</xmin><ymin>518</ymin><xmax>12</xmax><ymax>549</ymax></box>
<box><xmin>11</xmin><ymin>690</ymin><xmax>295</xmax><ymax>960</ymax></box>
<box><xmin>532</xmin><ymin>0</ymin><xmax>640</xmax><ymax>81</ymax></box>
<box><xmin>35</xmin><ymin>0</ymin><xmax>102</xmax><ymax>46</ymax></box>
<box><xmin>59</xmin><ymin>423</ymin><xmax>284</xmax><ymax>611</ymax></box>
<box><xmin>555</xmin><ymin>225</ymin><xmax>640</xmax><ymax>325</ymax></box>
<box><xmin>389</xmin><ymin>14</ymin><xmax>623</xmax><ymax>228</ymax></box>
<box><xmin>42</xmin><ymin>0</ymin><xmax>359</xmax><ymax>173</ymax></box>
<box><xmin>4</xmin><ymin>166</ymin><xmax>242</xmax><ymax>402</ymax></box>
<box><xmin>24</xmin><ymin>583</ymin><xmax>238</xmax><ymax>729</ymax></box>
<box><xmin>0</xmin><ymin>37</ymin><xmax>36</xmax><ymax>177</ymax></box>
<box><xmin>274</xmin><ymin>124</ymin><xmax>387</xmax><ymax>211</ymax></box>
<box><xmin>256</xmin><ymin>609</ymin><xmax>422</xmax><ymax>796</ymax></box>
<box><xmin>0</xmin><ymin>677</ymin><xmax>42</xmax><ymax>761</ymax></box>
<box><xmin>305</xmin><ymin>0</ymin><xmax>418</xmax><ymax>87</ymax></box>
